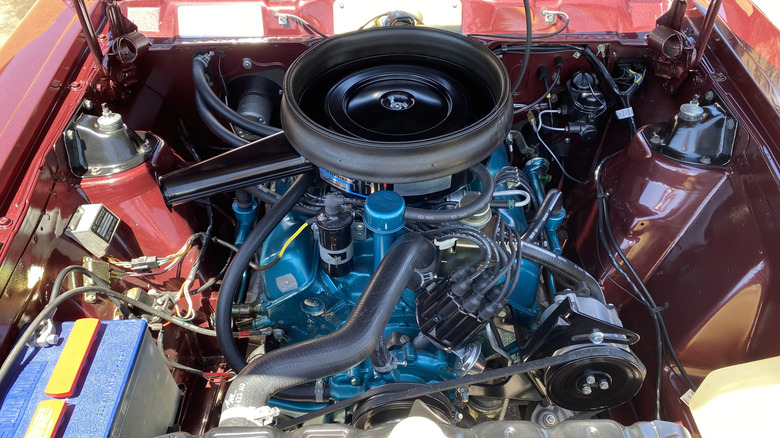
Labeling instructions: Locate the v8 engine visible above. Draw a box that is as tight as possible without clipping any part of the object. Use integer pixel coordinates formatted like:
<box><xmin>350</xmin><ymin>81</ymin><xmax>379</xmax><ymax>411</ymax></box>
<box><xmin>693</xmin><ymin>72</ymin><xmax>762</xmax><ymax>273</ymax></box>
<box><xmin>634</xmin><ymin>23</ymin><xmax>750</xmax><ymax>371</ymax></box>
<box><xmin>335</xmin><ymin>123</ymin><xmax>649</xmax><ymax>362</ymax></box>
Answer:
<box><xmin>155</xmin><ymin>27</ymin><xmax>650</xmax><ymax>430</ymax></box>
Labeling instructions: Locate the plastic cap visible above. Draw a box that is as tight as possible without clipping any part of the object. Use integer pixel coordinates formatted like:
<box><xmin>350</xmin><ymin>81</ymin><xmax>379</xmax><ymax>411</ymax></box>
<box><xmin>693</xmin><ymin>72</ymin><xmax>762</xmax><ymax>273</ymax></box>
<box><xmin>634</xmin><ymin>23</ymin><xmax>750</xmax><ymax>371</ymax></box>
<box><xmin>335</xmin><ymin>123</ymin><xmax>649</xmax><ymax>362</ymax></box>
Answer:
<box><xmin>364</xmin><ymin>191</ymin><xmax>405</xmax><ymax>234</ymax></box>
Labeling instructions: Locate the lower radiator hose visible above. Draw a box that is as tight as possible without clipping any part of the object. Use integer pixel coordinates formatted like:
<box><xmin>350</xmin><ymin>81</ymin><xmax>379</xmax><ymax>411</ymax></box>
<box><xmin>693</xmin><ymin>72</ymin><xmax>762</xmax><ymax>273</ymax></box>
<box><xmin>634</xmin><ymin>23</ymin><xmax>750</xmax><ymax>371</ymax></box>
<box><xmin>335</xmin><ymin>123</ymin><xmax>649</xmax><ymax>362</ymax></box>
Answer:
<box><xmin>219</xmin><ymin>233</ymin><xmax>435</xmax><ymax>427</ymax></box>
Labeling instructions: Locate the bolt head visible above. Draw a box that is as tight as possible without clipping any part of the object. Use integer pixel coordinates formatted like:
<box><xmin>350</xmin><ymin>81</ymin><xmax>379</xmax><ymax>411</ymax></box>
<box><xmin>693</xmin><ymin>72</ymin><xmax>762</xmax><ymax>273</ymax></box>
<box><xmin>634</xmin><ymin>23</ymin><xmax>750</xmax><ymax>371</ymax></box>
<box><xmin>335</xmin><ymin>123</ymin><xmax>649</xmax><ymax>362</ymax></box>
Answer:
<box><xmin>542</xmin><ymin>413</ymin><xmax>557</xmax><ymax>426</ymax></box>
<box><xmin>350</xmin><ymin>377</ymin><xmax>360</xmax><ymax>386</ymax></box>
<box><xmin>581</xmin><ymin>385</ymin><xmax>592</xmax><ymax>395</ymax></box>
<box><xmin>585</xmin><ymin>375</ymin><xmax>596</xmax><ymax>385</ymax></box>
<box><xmin>589</xmin><ymin>331</ymin><xmax>604</xmax><ymax>344</ymax></box>
<box><xmin>599</xmin><ymin>379</ymin><xmax>610</xmax><ymax>390</ymax></box>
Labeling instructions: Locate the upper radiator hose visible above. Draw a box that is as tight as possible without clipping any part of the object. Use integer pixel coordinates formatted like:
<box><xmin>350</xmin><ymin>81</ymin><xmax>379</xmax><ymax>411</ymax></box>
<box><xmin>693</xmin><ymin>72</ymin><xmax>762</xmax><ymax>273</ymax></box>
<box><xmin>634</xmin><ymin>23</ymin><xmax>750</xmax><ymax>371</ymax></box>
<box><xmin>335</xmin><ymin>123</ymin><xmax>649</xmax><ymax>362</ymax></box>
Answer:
<box><xmin>219</xmin><ymin>233</ymin><xmax>435</xmax><ymax>427</ymax></box>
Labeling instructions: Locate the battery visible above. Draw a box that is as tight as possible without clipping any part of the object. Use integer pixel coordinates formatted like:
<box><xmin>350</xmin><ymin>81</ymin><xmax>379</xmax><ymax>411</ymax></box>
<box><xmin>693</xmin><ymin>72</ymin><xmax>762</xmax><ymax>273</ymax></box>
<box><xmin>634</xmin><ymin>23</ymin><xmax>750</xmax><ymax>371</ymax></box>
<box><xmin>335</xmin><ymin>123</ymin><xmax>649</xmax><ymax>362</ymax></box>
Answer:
<box><xmin>0</xmin><ymin>319</ymin><xmax>179</xmax><ymax>437</ymax></box>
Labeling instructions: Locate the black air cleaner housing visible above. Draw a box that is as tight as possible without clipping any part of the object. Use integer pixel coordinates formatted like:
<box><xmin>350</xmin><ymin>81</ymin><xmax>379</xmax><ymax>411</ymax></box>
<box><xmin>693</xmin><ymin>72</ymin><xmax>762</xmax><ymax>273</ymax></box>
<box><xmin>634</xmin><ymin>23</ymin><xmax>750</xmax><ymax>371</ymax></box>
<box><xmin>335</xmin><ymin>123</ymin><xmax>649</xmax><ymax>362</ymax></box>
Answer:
<box><xmin>281</xmin><ymin>27</ymin><xmax>513</xmax><ymax>185</ymax></box>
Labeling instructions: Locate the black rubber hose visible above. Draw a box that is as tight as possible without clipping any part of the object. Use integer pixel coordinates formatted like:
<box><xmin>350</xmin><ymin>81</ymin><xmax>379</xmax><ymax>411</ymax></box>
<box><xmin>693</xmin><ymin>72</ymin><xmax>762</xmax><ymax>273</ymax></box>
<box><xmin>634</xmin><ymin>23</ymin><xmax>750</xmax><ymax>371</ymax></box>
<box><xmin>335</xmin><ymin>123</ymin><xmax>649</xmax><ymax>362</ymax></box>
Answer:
<box><xmin>194</xmin><ymin>92</ymin><xmax>247</xmax><ymax>148</ymax></box>
<box><xmin>404</xmin><ymin>164</ymin><xmax>494</xmax><ymax>223</ymax></box>
<box><xmin>193</xmin><ymin>55</ymin><xmax>281</xmax><ymax>138</ymax></box>
<box><xmin>274</xmin><ymin>384</ymin><xmax>330</xmax><ymax>403</ymax></box>
<box><xmin>521</xmin><ymin>188</ymin><xmax>561</xmax><ymax>243</ymax></box>
<box><xmin>219</xmin><ymin>233</ymin><xmax>435</xmax><ymax>427</ymax></box>
<box><xmin>519</xmin><ymin>241</ymin><xmax>605</xmax><ymax>303</ymax></box>
<box><xmin>216</xmin><ymin>172</ymin><xmax>316</xmax><ymax>372</ymax></box>
<box><xmin>235</xmin><ymin>189</ymin><xmax>253</xmax><ymax>209</ymax></box>
<box><xmin>243</xmin><ymin>186</ymin><xmax>317</xmax><ymax>217</ymax></box>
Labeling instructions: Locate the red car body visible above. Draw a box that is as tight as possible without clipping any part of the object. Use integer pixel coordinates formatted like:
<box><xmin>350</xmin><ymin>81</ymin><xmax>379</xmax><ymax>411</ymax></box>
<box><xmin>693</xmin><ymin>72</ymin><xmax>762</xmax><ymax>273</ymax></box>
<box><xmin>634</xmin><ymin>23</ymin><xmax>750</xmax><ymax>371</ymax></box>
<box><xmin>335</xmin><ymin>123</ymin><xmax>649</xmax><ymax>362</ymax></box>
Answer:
<box><xmin>0</xmin><ymin>0</ymin><xmax>779</xmax><ymax>435</ymax></box>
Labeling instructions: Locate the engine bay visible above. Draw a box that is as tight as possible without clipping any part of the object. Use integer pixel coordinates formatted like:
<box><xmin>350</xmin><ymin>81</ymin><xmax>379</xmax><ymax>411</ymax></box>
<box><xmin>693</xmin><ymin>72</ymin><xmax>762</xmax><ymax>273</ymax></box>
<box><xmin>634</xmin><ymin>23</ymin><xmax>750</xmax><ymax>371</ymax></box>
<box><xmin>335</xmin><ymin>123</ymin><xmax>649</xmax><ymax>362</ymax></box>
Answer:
<box><xmin>3</xmin><ymin>2</ymin><xmax>774</xmax><ymax>436</ymax></box>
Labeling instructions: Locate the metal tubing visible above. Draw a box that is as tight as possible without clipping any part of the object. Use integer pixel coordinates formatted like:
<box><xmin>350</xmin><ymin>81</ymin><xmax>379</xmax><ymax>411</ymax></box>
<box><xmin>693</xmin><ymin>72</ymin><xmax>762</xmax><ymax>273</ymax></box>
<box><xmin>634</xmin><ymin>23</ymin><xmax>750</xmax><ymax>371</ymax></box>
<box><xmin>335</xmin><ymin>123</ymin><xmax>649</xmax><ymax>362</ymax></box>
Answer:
<box><xmin>72</xmin><ymin>0</ymin><xmax>106</xmax><ymax>74</ymax></box>
<box><xmin>691</xmin><ymin>0</ymin><xmax>723</xmax><ymax>68</ymax></box>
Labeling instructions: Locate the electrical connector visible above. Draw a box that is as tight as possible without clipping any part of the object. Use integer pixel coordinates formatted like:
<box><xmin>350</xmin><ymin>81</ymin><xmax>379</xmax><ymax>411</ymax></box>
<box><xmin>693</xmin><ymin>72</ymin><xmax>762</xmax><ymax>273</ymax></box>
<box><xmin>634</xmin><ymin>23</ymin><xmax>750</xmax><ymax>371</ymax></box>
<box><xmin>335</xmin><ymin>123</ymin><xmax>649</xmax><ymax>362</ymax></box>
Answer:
<box><xmin>130</xmin><ymin>256</ymin><xmax>160</xmax><ymax>272</ymax></box>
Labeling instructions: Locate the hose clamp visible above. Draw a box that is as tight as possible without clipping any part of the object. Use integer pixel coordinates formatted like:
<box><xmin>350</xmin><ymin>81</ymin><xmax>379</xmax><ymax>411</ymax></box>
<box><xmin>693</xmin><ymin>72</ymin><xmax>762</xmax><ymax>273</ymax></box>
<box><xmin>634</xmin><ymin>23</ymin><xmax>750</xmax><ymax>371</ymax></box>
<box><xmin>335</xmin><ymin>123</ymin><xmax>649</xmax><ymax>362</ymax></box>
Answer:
<box><xmin>220</xmin><ymin>406</ymin><xmax>280</xmax><ymax>427</ymax></box>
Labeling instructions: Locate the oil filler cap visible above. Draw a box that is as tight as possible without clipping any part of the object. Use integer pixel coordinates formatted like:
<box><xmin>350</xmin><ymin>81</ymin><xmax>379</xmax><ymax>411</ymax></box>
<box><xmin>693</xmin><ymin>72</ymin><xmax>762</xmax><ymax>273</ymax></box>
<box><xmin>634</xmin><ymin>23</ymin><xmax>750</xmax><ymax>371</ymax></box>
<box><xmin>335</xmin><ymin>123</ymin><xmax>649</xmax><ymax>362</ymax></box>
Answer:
<box><xmin>364</xmin><ymin>191</ymin><xmax>405</xmax><ymax>234</ymax></box>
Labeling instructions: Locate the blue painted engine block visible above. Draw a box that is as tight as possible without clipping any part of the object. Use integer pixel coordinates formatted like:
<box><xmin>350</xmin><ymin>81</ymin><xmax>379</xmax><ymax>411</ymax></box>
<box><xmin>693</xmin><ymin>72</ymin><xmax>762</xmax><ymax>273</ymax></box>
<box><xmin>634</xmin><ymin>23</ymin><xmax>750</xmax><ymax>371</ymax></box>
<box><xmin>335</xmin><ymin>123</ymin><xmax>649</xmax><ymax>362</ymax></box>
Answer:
<box><xmin>242</xmin><ymin>151</ymin><xmax>551</xmax><ymax>405</ymax></box>
<box><xmin>249</xmin><ymin>223</ymin><xmax>457</xmax><ymax>401</ymax></box>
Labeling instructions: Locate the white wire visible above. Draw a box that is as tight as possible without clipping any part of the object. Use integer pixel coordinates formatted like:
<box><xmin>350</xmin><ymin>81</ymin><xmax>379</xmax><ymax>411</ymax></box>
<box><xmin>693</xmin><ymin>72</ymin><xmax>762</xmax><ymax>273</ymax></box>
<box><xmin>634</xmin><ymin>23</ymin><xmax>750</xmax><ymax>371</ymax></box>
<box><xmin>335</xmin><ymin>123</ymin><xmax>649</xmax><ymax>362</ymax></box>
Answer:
<box><xmin>537</xmin><ymin>109</ymin><xmax>560</xmax><ymax>118</ymax></box>
<box><xmin>535</xmin><ymin>110</ymin><xmax>566</xmax><ymax>132</ymax></box>
<box><xmin>493</xmin><ymin>190</ymin><xmax>532</xmax><ymax>207</ymax></box>
<box><xmin>537</xmin><ymin>120</ymin><xmax>567</xmax><ymax>132</ymax></box>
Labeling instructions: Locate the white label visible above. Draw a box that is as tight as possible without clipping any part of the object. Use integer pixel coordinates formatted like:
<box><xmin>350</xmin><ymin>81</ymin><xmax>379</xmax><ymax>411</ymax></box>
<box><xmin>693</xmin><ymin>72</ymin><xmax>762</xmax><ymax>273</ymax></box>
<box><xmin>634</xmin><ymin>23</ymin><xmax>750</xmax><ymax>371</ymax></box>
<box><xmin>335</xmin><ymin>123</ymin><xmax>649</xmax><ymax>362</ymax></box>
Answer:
<box><xmin>333</xmin><ymin>0</ymin><xmax>463</xmax><ymax>35</ymax></box>
<box><xmin>178</xmin><ymin>3</ymin><xmax>264</xmax><ymax>38</ymax></box>
<box><xmin>319</xmin><ymin>243</ymin><xmax>354</xmax><ymax>265</ymax></box>
<box><xmin>680</xmin><ymin>388</ymin><xmax>695</xmax><ymax>406</ymax></box>
<box><xmin>275</xmin><ymin>273</ymin><xmax>298</xmax><ymax>293</ymax></box>
<box><xmin>127</xmin><ymin>8</ymin><xmax>160</xmax><ymax>33</ymax></box>
<box><xmin>615</xmin><ymin>107</ymin><xmax>634</xmax><ymax>120</ymax></box>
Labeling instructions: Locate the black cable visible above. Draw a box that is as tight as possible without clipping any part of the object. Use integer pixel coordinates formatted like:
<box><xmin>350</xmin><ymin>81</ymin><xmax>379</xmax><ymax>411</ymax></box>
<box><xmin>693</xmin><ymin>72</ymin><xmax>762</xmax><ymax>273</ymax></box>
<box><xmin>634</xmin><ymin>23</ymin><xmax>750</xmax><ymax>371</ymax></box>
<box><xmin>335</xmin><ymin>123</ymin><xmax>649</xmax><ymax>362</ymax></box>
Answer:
<box><xmin>594</xmin><ymin>156</ymin><xmax>698</xmax><ymax>411</ymax></box>
<box><xmin>157</xmin><ymin>325</ymin><xmax>211</xmax><ymax>377</ymax></box>
<box><xmin>404</xmin><ymin>164</ymin><xmax>494</xmax><ymax>223</ymax></box>
<box><xmin>192</xmin><ymin>54</ymin><xmax>281</xmax><ymax>138</ymax></box>
<box><xmin>195</xmin><ymin>92</ymin><xmax>248</xmax><ymax>148</ymax></box>
<box><xmin>509</xmin><ymin>0</ymin><xmax>533</xmax><ymax>96</ymax></box>
<box><xmin>51</xmin><ymin>265</ymin><xmax>107</xmax><ymax>300</ymax></box>
<box><xmin>216</xmin><ymin>172</ymin><xmax>316</xmax><ymax>372</ymax></box>
<box><xmin>0</xmin><ymin>285</ymin><xmax>217</xmax><ymax>387</ymax></box>
<box><xmin>50</xmin><ymin>265</ymin><xmax>131</xmax><ymax>318</ymax></box>
<box><xmin>244</xmin><ymin>186</ymin><xmax>318</xmax><ymax>217</ymax></box>
<box><xmin>191</xmin><ymin>253</ymin><xmax>231</xmax><ymax>294</ymax></box>
<box><xmin>593</xmin><ymin>158</ymin><xmax>662</xmax><ymax>419</ymax></box>
<box><xmin>471</xmin><ymin>15</ymin><xmax>570</xmax><ymax>41</ymax></box>
<box><xmin>212</xmin><ymin>236</ymin><xmax>288</xmax><ymax>272</ymax></box>
<box><xmin>513</xmin><ymin>66</ymin><xmax>561</xmax><ymax>113</ymax></box>
<box><xmin>277</xmin><ymin>13</ymin><xmax>327</xmax><ymax>38</ymax></box>
<box><xmin>185</xmin><ymin>204</ymin><xmax>214</xmax><ymax>286</ymax></box>
<box><xmin>504</xmin><ymin>228</ymin><xmax>524</xmax><ymax>299</ymax></box>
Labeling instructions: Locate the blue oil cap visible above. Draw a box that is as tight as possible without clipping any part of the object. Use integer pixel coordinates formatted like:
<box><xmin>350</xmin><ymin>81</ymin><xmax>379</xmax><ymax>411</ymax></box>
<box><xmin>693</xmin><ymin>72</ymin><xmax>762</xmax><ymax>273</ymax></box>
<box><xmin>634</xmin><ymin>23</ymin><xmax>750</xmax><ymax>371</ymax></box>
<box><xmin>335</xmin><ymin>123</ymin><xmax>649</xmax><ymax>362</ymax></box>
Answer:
<box><xmin>364</xmin><ymin>191</ymin><xmax>405</xmax><ymax>234</ymax></box>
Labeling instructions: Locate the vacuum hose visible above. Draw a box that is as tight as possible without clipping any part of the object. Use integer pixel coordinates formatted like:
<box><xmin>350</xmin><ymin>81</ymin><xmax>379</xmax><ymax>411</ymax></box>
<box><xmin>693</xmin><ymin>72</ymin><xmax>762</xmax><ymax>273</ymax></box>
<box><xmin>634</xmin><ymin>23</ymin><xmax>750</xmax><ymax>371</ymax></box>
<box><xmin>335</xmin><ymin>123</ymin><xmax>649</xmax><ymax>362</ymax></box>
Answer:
<box><xmin>403</xmin><ymin>164</ymin><xmax>494</xmax><ymax>223</ymax></box>
<box><xmin>521</xmin><ymin>189</ymin><xmax>561</xmax><ymax>243</ymax></box>
<box><xmin>519</xmin><ymin>241</ymin><xmax>606</xmax><ymax>303</ymax></box>
<box><xmin>193</xmin><ymin>53</ymin><xmax>281</xmax><ymax>138</ymax></box>
<box><xmin>219</xmin><ymin>233</ymin><xmax>435</xmax><ymax>427</ymax></box>
<box><xmin>216</xmin><ymin>172</ymin><xmax>316</xmax><ymax>372</ymax></box>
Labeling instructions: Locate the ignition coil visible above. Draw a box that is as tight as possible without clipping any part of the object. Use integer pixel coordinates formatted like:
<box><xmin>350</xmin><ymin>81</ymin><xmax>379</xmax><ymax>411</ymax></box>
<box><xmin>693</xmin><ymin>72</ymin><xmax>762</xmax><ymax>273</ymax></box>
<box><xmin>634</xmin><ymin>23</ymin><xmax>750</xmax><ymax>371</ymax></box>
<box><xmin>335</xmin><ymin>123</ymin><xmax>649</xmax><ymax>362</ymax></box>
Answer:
<box><xmin>316</xmin><ymin>194</ymin><xmax>354</xmax><ymax>277</ymax></box>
